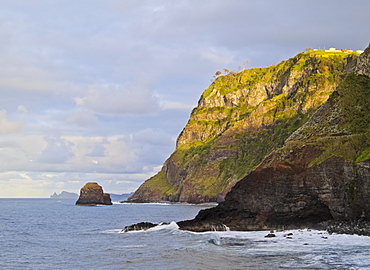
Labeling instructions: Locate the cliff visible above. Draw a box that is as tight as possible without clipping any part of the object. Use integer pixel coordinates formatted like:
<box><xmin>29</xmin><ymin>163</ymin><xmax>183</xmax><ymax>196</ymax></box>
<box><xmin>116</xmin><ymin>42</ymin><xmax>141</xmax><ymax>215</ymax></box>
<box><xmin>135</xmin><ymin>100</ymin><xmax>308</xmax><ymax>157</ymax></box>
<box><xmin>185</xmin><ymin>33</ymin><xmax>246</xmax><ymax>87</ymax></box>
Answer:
<box><xmin>177</xmin><ymin>44</ymin><xmax>370</xmax><ymax>231</ymax></box>
<box><xmin>75</xmin><ymin>182</ymin><xmax>113</xmax><ymax>206</ymax></box>
<box><xmin>128</xmin><ymin>49</ymin><xmax>359</xmax><ymax>203</ymax></box>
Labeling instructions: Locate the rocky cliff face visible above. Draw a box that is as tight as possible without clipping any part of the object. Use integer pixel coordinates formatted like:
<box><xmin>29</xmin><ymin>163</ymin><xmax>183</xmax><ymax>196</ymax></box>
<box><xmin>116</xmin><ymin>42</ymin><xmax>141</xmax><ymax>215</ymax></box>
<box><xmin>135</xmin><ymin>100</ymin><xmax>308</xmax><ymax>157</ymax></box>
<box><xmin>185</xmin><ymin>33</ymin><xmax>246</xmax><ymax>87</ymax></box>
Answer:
<box><xmin>178</xmin><ymin>45</ymin><xmax>370</xmax><ymax>231</ymax></box>
<box><xmin>129</xmin><ymin>49</ymin><xmax>359</xmax><ymax>203</ymax></box>
<box><xmin>75</xmin><ymin>182</ymin><xmax>112</xmax><ymax>206</ymax></box>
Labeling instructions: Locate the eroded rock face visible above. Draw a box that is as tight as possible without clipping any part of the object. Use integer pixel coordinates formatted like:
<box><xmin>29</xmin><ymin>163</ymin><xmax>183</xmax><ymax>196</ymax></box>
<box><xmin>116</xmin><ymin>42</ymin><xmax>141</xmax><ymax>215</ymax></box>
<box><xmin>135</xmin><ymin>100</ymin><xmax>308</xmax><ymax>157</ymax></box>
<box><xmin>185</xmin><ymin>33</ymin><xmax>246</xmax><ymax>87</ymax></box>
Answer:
<box><xmin>178</xmin><ymin>150</ymin><xmax>359</xmax><ymax>232</ymax></box>
<box><xmin>352</xmin><ymin>44</ymin><xmax>370</xmax><ymax>77</ymax></box>
<box><xmin>75</xmin><ymin>182</ymin><xmax>112</xmax><ymax>206</ymax></box>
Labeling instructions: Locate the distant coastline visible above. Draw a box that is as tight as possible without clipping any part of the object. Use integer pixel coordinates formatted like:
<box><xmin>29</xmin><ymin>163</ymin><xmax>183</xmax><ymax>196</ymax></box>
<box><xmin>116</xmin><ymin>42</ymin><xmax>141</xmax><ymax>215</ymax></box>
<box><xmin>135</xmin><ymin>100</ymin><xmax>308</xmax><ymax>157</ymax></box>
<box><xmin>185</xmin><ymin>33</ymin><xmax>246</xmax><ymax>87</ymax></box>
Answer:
<box><xmin>50</xmin><ymin>191</ymin><xmax>79</xmax><ymax>199</ymax></box>
<box><xmin>50</xmin><ymin>191</ymin><xmax>133</xmax><ymax>201</ymax></box>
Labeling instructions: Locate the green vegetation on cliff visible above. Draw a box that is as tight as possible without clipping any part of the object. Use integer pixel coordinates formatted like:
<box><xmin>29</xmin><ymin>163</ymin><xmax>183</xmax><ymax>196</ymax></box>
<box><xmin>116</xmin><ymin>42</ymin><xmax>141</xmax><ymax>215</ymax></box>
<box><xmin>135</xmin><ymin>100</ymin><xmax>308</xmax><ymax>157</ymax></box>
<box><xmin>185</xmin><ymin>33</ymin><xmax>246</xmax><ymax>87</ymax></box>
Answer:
<box><xmin>129</xmin><ymin>49</ymin><xmax>360</xmax><ymax>203</ymax></box>
<box><xmin>278</xmin><ymin>70</ymin><xmax>370</xmax><ymax>168</ymax></box>
<box><xmin>301</xmin><ymin>73</ymin><xmax>370</xmax><ymax>166</ymax></box>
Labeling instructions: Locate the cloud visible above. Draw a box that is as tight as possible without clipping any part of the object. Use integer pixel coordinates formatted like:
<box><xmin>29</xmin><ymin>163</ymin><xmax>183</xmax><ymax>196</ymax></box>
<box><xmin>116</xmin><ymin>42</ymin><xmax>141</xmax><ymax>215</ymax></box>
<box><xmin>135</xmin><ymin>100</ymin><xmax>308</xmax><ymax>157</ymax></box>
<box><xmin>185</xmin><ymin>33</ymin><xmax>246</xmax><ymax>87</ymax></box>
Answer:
<box><xmin>36</xmin><ymin>135</ymin><xmax>74</xmax><ymax>164</ymax></box>
<box><xmin>17</xmin><ymin>105</ymin><xmax>28</xmax><ymax>113</ymax></box>
<box><xmin>0</xmin><ymin>110</ymin><xmax>24</xmax><ymax>134</ymax></box>
<box><xmin>200</xmin><ymin>46</ymin><xmax>235</xmax><ymax>66</ymax></box>
<box><xmin>0</xmin><ymin>171</ymin><xmax>54</xmax><ymax>198</ymax></box>
<box><xmin>0</xmin><ymin>0</ymin><xmax>369</xmax><ymax>197</ymax></box>
<box><xmin>77</xmin><ymin>83</ymin><xmax>162</xmax><ymax>116</ymax></box>
<box><xmin>65</xmin><ymin>110</ymin><xmax>100</xmax><ymax>127</ymax></box>
<box><xmin>86</xmin><ymin>142</ymin><xmax>106</xmax><ymax>157</ymax></box>
<box><xmin>0</xmin><ymin>170</ymin><xmax>157</xmax><ymax>198</ymax></box>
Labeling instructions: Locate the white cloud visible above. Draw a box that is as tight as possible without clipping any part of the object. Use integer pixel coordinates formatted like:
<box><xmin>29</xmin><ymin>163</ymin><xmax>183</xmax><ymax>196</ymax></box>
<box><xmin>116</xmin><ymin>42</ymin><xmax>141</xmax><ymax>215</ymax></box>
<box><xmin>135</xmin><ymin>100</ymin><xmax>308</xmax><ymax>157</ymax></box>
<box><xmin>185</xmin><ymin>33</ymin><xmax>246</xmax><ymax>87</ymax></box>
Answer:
<box><xmin>86</xmin><ymin>143</ymin><xmax>106</xmax><ymax>157</ymax></box>
<box><xmin>82</xmin><ymin>83</ymin><xmax>162</xmax><ymax>116</ymax></box>
<box><xmin>0</xmin><ymin>0</ymin><xmax>369</xmax><ymax>197</ymax></box>
<box><xmin>36</xmin><ymin>135</ymin><xmax>74</xmax><ymax>164</ymax></box>
<box><xmin>201</xmin><ymin>46</ymin><xmax>235</xmax><ymax>66</ymax></box>
<box><xmin>0</xmin><ymin>110</ymin><xmax>24</xmax><ymax>134</ymax></box>
<box><xmin>74</xmin><ymin>97</ymin><xmax>85</xmax><ymax>106</ymax></box>
<box><xmin>0</xmin><ymin>172</ymin><xmax>53</xmax><ymax>198</ymax></box>
<box><xmin>161</xmin><ymin>101</ymin><xmax>195</xmax><ymax>110</ymax></box>
<box><xmin>0</xmin><ymin>170</ymin><xmax>158</xmax><ymax>198</ymax></box>
<box><xmin>17</xmin><ymin>105</ymin><xmax>28</xmax><ymax>113</ymax></box>
<box><xmin>65</xmin><ymin>110</ymin><xmax>100</xmax><ymax>127</ymax></box>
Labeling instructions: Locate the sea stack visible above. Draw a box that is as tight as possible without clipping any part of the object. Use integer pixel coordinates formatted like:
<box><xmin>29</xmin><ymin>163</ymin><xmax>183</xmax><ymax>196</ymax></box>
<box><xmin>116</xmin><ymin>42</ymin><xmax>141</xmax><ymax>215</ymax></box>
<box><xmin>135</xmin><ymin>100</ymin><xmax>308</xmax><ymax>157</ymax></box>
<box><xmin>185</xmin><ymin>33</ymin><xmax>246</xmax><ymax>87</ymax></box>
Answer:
<box><xmin>75</xmin><ymin>182</ymin><xmax>112</xmax><ymax>206</ymax></box>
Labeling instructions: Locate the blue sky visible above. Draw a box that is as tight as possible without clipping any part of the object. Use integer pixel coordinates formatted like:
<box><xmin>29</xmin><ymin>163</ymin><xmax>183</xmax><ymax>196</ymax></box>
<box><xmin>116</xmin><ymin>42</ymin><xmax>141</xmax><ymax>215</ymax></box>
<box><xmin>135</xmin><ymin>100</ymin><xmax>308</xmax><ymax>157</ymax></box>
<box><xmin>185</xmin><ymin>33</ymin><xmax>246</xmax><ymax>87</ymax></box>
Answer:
<box><xmin>0</xmin><ymin>0</ymin><xmax>369</xmax><ymax>197</ymax></box>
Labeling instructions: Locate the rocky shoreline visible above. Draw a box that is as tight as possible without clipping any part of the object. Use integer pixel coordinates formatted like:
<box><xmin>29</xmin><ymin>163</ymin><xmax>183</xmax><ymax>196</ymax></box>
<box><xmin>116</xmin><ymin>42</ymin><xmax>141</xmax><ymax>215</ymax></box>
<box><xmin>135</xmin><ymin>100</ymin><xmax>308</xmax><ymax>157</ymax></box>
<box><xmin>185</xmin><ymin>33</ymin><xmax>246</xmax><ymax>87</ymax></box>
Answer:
<box><xmin>323</xmin><ymin>220</ymin><xmax>370</xmax><ymax>236</ymax></box>
<box><xmin>122</xmin><ymin>219</ymin><xmax>370</xmax><ymax>237</ymax></box>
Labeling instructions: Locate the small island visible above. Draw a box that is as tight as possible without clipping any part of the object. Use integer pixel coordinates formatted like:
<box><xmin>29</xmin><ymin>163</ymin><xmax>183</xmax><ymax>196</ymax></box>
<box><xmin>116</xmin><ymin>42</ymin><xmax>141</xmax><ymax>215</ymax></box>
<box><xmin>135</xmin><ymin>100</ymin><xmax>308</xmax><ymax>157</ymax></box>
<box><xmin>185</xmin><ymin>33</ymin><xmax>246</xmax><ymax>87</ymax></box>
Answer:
<box><xmin>75</xmin><ymin>182</ymin><xmax>112</xmax><ymax>206</ymax></box>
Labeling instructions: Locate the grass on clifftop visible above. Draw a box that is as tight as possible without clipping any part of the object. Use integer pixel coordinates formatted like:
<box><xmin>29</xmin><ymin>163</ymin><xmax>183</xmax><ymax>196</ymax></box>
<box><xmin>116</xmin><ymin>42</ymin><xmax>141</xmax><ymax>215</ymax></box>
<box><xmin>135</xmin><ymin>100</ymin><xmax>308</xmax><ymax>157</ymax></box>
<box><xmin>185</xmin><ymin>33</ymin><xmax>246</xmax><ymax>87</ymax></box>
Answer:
<box><xmin>203</xmin><ymin>50</ymin><xmax>359</xmax><ymax>98</ymax></box>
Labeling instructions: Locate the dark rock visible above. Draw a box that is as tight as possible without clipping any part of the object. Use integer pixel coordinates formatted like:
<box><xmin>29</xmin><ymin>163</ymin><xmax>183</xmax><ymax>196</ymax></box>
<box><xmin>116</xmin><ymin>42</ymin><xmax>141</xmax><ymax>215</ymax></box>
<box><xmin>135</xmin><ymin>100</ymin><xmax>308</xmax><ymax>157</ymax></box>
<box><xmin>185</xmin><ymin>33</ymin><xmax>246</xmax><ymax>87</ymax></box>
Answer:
<box><xmin>325</xmin><ymin>220</ymin><xmax>370</xmax><ymax>236</ymax></box>
<box><xmin>122</xmin><ymin>222</ymin><xmax>158</xmax><ymax>232</ymax></box>
<box><xmin>75</xmin><ymin>182</ymin><xmax>112</xmax><ymax>206</ymax></box>
<box><xmin>265</xmin><ymin>233</ymin><xmax>276</xmax><ymax>238</ymax></box>
<box><xmin>177</xmin><ymin>220</ymin><xmax>228</xmax><ymax>232</ymax></box>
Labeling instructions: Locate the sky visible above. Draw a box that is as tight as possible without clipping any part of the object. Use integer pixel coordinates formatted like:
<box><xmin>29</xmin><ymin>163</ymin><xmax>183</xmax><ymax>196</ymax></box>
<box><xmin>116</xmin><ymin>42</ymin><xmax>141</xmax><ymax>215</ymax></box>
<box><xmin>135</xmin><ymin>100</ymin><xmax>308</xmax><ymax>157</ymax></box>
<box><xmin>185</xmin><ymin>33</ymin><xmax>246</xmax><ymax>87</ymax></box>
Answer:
<box><xmin>0</xmin><ymin>0</ymin><xmax>369</xmax><ymax>198</ymax></box>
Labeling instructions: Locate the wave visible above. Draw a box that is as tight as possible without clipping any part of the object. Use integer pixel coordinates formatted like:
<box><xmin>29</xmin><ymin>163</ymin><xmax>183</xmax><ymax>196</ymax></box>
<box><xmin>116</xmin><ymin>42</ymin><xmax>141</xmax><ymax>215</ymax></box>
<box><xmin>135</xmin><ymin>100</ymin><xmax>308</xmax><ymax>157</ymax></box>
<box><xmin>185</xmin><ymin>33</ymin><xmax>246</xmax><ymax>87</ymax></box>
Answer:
<box><xmin>121</xmin><ymin>221</ymin><xmax>180</xmax><ymax>233</ymax></box>
<box><xmin>102</xmin><ymin>229</ymin><xmax>122</xmax><ymax>234</ymax></box>
<box><xmin>118</xmin><ymin>202</ymin><xmax>174</xmax><ymax>206</ymax></box>
<box><xmin>147</xmin><ymin>221</ymin><xmax>180</xmax><ymax>232</ymax></box>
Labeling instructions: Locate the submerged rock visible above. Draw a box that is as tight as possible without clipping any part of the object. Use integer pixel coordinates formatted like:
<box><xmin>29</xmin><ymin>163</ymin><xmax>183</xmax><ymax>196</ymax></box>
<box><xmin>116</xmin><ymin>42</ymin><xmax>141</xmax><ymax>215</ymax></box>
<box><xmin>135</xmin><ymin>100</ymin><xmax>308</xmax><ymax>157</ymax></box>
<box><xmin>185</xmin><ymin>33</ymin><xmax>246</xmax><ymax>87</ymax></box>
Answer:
<box><xmin>75</xmin><ymin>182</ymin><xmax>112</xmax><ymax>206</ymax></box>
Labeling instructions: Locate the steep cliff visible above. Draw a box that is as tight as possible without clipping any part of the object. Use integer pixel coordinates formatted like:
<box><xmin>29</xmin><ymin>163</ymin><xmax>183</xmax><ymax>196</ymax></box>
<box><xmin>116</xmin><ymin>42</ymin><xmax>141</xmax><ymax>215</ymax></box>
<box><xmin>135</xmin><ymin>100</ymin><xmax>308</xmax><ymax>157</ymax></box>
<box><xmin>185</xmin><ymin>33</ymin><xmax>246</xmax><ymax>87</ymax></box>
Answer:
<box><xmin>129</xmin><ymin>49</ymin><xmax>359</xmax><ymax>203</ymax></box>
<box><xmin>178</xmin><ymin>45</ymin><xmax>370</xmax><ymax>231</ymax></box>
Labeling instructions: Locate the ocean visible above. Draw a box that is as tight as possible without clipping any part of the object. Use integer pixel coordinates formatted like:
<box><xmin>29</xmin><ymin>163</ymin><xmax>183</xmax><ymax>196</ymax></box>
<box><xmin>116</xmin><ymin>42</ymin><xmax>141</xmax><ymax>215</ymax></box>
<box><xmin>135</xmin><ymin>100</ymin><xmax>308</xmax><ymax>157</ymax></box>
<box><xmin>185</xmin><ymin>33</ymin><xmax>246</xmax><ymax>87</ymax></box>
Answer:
<box><xmin>1</xmin><ymin>199</ymin><xmax>370</xmax><ymax>270</ymax></box>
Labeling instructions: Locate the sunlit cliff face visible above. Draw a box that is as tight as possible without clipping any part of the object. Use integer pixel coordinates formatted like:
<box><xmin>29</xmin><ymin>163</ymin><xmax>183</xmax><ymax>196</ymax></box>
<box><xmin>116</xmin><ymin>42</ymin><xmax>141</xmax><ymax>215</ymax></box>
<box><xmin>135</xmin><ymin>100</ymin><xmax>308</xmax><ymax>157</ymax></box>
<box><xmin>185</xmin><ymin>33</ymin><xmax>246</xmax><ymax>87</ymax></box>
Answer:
<box><xmin>129</xmin><ymin>50</ymin><xmax>361</xmax><ymax>204</ymax></box>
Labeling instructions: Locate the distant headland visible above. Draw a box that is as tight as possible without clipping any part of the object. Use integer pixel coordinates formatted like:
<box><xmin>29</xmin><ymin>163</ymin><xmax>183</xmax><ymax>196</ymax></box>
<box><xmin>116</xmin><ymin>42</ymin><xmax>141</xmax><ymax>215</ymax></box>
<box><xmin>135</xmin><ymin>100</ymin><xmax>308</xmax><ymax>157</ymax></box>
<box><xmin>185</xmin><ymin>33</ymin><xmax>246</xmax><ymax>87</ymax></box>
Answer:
<box><xmin>50</xmin><ymin>191</ymin><xmax>78</xmax><ymax>199</ymax></box>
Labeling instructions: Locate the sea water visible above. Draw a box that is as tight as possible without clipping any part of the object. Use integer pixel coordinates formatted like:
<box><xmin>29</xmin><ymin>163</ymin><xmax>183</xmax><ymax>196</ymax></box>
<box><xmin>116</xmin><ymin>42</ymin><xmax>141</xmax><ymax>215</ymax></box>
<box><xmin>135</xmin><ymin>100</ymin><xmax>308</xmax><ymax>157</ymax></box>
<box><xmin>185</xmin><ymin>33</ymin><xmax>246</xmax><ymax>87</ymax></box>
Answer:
<box><xmin>1</xmin><ymin>199</ymin><xmax>370</xmax><ymax>270</ymax></box>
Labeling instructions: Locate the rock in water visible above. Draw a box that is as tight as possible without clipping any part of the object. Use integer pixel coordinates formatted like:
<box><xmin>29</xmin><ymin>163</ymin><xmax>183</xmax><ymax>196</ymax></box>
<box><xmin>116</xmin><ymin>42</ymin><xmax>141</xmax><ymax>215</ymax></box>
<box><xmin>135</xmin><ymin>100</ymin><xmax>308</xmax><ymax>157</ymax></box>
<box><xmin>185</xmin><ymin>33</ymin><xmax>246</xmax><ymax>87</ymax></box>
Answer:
<box><xmin>122</xmin><ymin>222</ymin><xmax>158</xmax><ymax>232</ymax></box>
<box><xmin>75</xmin><ymin>182</ymin><xmax>112</xmax><ymax>206</ymax></box>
